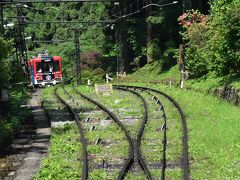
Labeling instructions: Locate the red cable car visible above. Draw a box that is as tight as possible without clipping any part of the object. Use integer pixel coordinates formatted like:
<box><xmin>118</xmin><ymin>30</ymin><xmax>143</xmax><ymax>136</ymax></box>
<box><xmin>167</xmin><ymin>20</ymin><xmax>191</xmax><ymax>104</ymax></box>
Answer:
<box><xmin>28</xmin><ymin>54</ymin><xmax>62</xmax><ymax>87</ymax></box>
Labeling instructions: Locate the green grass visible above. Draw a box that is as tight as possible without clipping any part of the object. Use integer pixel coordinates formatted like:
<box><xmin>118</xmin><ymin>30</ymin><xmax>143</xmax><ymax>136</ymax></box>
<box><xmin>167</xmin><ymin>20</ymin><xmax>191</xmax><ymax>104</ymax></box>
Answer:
<box><xmin>122</xmin><ymin>62</ymin><xmax>180</xmax><ymax>83</ymax></box>
<box><xmin>35</xmin><ymin>124</ymin><xmax>83</xmax><ymax>180</ymax></box>
<box><xmin>37</xmin><ymin>87</ymin><xmax>83</xmax><ymax>179</ymax></box>
<box><xmin>74</xmin><ymin>85</ymin><xmax>144</xmax><ymax>137</ymax></box>
<box><xmin>117</xmin><ymin>62</ymin><xmax>240</xmax><ymax>176</ymax></box>
<box><xmin>38</xmin><ymin>73</ymin><xmax>240</xmax><ymax>179</ymax></box>
<box><xmin>39</xmin><ymin>86</ymin><xmax>130</xmax><ymax>179</ymax></box>
<box><xmin>124</xmin><ymin>171</ymin><xmax>146</xmax><ymax>179</ymax></box>
<box><xmin>72</xmin><ymin>85</ymin><xmax>184</xmax><ymax>178</ymax></box>
<box><xmin>120</xmin><ymin>61</ymin><xmax>240</xmax><ymax>93</ymax></box>
<box><xmin>185</xmin><ymin>76</ymin><xmax>225</xmax><ymax>93</ymax></box>
<box><xmin>67</xmin><ymin>86</ymin><xmax>131</xmax><ymax>179</ymax></box>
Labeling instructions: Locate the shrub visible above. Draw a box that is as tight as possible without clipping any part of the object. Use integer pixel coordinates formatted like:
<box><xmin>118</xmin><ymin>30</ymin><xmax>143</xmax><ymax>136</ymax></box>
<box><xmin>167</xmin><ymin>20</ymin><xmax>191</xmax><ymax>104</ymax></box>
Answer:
<box><xmin>178</xmin><ymin>1</ymin><xmax>240</xmax><ymax>78</ymax></box>
<box><xmin>178</xmin><ymin>10</ymin><xmax>209</xmax><ymax>78</ymax></box>
<box><xmin>0</xmin><ymin>36</ymin><xmax>11</xmax><ymax>89</ymax></box>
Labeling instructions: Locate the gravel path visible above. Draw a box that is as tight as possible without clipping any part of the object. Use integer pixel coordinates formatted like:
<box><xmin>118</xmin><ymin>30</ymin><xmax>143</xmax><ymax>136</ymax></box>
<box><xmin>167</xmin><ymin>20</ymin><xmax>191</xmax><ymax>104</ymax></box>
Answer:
<box><xmin>13</xmin><ymin>89</ymin><xmax>51</xmax><ymax>180</ymax></box>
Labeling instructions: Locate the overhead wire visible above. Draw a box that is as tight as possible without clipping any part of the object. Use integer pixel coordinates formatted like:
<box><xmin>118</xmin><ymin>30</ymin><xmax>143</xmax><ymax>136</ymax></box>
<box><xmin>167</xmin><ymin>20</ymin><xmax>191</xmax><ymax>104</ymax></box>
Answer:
<box><xmin>114</xmin><ymin>0</ymin><xmax>178</xmax><ymax>21</ymax></box>
<box><xmin>25</xmin><ymin>39</ymin><xmax>74</xmax><ymax>43</ymax></box>
<box><xmin>0</xmin><ymin>0</ymin><xmax>118</xmax><ymax>5</ymax></box>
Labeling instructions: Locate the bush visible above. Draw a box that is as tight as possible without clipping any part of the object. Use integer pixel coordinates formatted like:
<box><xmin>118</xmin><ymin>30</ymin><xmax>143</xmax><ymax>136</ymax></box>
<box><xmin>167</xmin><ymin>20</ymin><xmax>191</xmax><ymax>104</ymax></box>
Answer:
<box><xmin>0</xmin><ymin>88</ymin><xmax>31</xmax><ymax>146</ymax></box>
<box><xmin>179</xmin><ymin>1</ymin><xmax>240</xmax><ymax>78</ymax></box>
<box><xmin>147</xmin><ymin>40</ymin><xmax>161</xmax><ymax>62</ymax></box>
<box><xmin>178</xmin><ymin>10</ymin><xmax>209</xmax><ymax>78</ymax></box>
<box><xmin>0</xmin><ymin>36</ymin><xmax>11</xmax><ymax>89</ymax></box>
<box><xmin>206</xmin><ymin>0</ymin><xmax>240</xmax><ymax>76</ymax></box>
<box><xmin>81</xmin><ymin>68</ymin><xmax>105</xmax><ymax>85</ymax></box>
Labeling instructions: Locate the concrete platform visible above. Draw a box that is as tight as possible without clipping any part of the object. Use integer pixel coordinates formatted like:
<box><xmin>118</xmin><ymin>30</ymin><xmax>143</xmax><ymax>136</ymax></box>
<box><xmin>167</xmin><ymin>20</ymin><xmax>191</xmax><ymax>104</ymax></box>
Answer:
<box><xmin>13</xmin><ymin>89</ymin><xmax>51</xmax><ymax>180</ymax></box>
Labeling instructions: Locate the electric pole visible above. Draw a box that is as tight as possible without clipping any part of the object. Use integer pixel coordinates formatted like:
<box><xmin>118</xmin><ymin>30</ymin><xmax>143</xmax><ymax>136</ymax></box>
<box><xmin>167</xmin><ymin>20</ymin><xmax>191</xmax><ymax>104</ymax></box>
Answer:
<box><xmin>118</xmin><ymin>0</ymin><xmax>130</xmax><ymax>73</ymax></box>
<box><xmin>16</xmin><ymin>4</ymin><xmax>28</xmax><ymax>77</ymax></box>
<box><xmin>179</xmin><ymin>0</ymin><xmax>191</xmax><ymax>88</ymax></box>
<box><xmin>75</xmin><ymin>28</ymin><xmax>81</xmax><ymax>85</ymax></box>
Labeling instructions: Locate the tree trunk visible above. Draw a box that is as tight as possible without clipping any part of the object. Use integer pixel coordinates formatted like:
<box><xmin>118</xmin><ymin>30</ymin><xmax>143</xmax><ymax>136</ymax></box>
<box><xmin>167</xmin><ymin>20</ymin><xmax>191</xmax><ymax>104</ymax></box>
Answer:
<box><xmin>0</xmin><ymin>4</ymin><xmax>4</xmax><ymax>35</ymax></box>
<box><xmin>146</xmin><ymin>0</ymin><xmax>153</xmax><ymax>64</ymax></box>
<box><xmin>119</xmin><ymin>0</ymin><xmax>131</xmax><ymax>73</ymax></box>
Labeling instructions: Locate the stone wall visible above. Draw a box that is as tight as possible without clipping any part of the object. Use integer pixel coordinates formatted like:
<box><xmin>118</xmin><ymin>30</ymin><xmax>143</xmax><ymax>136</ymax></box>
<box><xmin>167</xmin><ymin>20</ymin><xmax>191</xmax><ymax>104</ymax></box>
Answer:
<box><xmin>213</xmin><ymin>86</ymin><xmax>240</xmax><ymax>106</ymax></box>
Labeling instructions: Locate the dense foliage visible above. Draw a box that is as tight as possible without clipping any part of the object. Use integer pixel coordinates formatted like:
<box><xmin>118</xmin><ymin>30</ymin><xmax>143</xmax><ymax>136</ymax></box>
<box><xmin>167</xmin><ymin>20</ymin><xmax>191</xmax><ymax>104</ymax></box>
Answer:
<box><xmin>0</xmin><ymin>36</ymin><xmax>11</xmax><ymax>89</ymax></box>
<box><xmin>0</xmin><ymin>36</ymin><xmax>25</xmax><ymax>88</ymax></box>
<box><xmin>23</xmin><ymin>2</ymin><xmax>115</xmax><ymax>83</ymax></box>
<box><xmin>0</xmin><ymin>88</ymin><xmax>31</xmax><ymax>146</ymax></box>
<box><xmin>180</xmin><ymin>0</ymin><xmax>240</xmax><ymax>78</ymax></box>
<box><xmin>4</xmin><ymin>0</ymin><xmax>239</xmax><ymax>82</ymax></box>
<box><xmin>14</xmin><ymin>0</ymin><xmax>181</xmax><ymax>81</ymax></box>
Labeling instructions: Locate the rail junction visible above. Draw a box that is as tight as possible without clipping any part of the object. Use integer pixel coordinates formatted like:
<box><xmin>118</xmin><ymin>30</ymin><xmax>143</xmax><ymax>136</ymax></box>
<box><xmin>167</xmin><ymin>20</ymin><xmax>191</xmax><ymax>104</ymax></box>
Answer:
<box><xmin>51</xmin><ymin>84</ymin><xmax>189</xmax><ymax>179</ymax></box>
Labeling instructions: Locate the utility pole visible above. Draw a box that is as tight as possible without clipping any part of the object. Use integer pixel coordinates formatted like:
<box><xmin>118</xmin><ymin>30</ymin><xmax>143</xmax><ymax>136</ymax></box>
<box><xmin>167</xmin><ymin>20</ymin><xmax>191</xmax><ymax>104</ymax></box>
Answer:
<box><xmin>179</xmin><ymin>0</ymin><xmax>192</xmax><ymax>88</ymax></box>
<box><xmin>74</xmin><ymin>28</ymin><xmax>81</xmax><ymax>85</ymax></box>
<box><xmin>13</xmin><ymin>26</ymin><xmax>19</xmax><ymax>62</ymax></box>
<box><xmin>115</xmin><ymin>26</ymin><xmax>120</xmax><ymax>73</ymax></box>
<box><xmin>118</xmin><ymin>0</ymin><xmax>130</xmax><ymax>73</ymax></box>
<box><xmin>16</xmin><ymin>4</ymin><xmax>28</xmax><ymax>77</ymax></box>
<box><xmin>146</xmin><ymin>0</ymin><xmax>153</xmax><ymax>64</ymax></box>
<box><xmin>179</xmin><ymin>44</ymin><xmax>185</xmax><ymax>72</ymax></box>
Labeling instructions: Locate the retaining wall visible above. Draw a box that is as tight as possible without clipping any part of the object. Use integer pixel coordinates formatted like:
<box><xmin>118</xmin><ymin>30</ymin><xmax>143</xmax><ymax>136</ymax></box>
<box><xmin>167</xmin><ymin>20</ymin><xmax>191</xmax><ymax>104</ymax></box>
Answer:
<box><xmin>213</xmin><ymin>86</ymin><xmax>240</xmax><ymax>106</ymax></box>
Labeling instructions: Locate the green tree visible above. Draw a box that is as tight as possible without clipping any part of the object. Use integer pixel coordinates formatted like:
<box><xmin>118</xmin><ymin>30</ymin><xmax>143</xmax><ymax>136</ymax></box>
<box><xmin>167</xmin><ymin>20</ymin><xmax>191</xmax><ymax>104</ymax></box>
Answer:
<box><xmin>206</xmin><ymin>0</ymin><xmax>240</xmax><ymax>76</ymax></box>
<box><xmin>178</xmin><ymin>10</ymin><xmax>208</xmax><ymax>77</ymax></box>
<box><xmin>0</xmin><ymin>36</ymin><xmax>11</xmax><ymax>89</ymax></box>
<box><xmin>179</xmin><ymin>0</ymin><xmax>240</xmax><ymax>78</ymax></box>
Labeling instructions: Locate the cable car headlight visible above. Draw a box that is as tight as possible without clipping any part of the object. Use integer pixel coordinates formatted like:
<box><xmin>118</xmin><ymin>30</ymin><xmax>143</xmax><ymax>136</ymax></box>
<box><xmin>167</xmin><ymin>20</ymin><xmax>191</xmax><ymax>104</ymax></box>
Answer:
<box><xmin>46</xmin><ymin>75</ymin><xmax>52</xmax><ymax>81</ymax></box>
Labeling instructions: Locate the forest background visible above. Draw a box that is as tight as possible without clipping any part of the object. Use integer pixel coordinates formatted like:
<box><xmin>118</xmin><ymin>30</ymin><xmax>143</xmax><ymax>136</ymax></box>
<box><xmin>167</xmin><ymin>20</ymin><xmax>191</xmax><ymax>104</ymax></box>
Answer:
<box><xmin>0</xmin><ymin>0</ymin><xmax>240</xmax><ymax>88</ymax></box>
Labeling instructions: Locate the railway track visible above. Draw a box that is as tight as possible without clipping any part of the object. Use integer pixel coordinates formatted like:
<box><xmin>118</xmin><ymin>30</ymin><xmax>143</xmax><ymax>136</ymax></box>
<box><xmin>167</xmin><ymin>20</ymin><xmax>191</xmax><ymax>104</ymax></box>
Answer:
<box><xmin>55</xmin><ymin>86</ymin><xmax>131</xmax><ymax>179</ymax></box>
<box><xmin>113</xmin><ymin>84</ymin><xmax>189</xmax><ymax>180</ymax></box>
<box><xmin>73</xmin><ymin>86</ymin><xmax>152</xmax><ymax>179</ymax></box>
<box><xmin>51</xmin><ymin>85</ymin><xmax>188</xmax><ymax>179</ymax></box>
<box><xmin>54</xmin><ymin>87</ymin><xmax>88</xmax><ymax>179</ymax></box>
<box><xmin>138</xmin><ymin>88</ymin><xmax>168</xmax><ymax>178</ymax></box>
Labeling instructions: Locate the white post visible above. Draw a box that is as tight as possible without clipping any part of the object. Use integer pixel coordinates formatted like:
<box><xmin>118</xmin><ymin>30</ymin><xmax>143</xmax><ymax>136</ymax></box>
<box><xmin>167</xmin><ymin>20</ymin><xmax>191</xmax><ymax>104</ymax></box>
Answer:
<box><xmin>106</xmin><ymin>74</ymin><xmax>113</xmax><ymax>84</ymax></box>
<box><xmin>169</xmin><ymin>81</ymin><xmax>172</xmax><ymax>89</ymax></box>
<box><xmin>180</xmin><ymin>80</ymin><xmax>184</xmax><ymax>89</ymax></box>
<box><xmin>87</xmin><ymin>79</ymin><xmax>91</xmax><ymax>86</ymax></box>
<box><xmin>180</xmin><ymin>70</ymin><xmax>184</xmax><ymax>89</ymax></box>
<box><xmin>106</xmin><ymin>74</ymin><xmax>109</xmax><ymax>84</ymax></box>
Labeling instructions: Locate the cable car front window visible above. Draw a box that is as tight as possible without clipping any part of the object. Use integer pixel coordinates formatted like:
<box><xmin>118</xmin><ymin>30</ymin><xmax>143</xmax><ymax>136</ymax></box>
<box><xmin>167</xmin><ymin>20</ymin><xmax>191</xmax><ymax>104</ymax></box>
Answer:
<box><xmin>53</xmin><ymin>60</ymin><xmax>60</xmax><ymax>71</ymax></box>
<box><xmin>36</xmin><ymin>62</ymin><xmax>42</xmax><ymax>72</ymax></box>
<box><xmin>43</xmin><ymin>62</ymin><xmax>53</xmax><ymax>72</ymax></box>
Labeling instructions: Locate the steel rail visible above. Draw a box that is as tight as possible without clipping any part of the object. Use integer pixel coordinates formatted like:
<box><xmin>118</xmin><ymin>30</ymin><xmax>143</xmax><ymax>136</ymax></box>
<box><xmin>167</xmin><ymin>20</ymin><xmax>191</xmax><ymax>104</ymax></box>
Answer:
<box><xmin>73</xmin><ymin>86</ymin><xmax>153</xmax><ymax>179</ymax></box>
<box><xmin>140</xmin><ymin>89</ymin><xmax>167</xmax><ymax>180</ymax></box>
<box><xmin>114</xmin><ymin>87</ymin><xmax>152</xmax><ymax>180</ymax></box>
<box><xmin>114</xmin><ymin>84</ymin><xmax>189</xmax><ymax>180</ymax></box>
<box><xmin>54</xmin><ymin>87</ymin><xmax>88</xmax><ymax>180</ymax></box>
<box><xmin>72</xmin><ymin>87</ymin><xmax>134</xmax><ymax>180</ymax></box>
